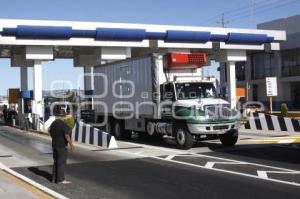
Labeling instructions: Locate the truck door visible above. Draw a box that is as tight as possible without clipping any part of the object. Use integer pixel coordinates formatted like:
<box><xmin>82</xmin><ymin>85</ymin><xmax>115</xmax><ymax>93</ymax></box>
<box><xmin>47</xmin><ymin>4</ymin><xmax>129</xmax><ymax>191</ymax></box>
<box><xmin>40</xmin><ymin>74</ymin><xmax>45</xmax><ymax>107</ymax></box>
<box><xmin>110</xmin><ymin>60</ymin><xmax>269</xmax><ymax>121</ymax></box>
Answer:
<box><xmin>161</xmin><ymin>83</ymin><xmax>176</xmax><ymax>117</ymax></box>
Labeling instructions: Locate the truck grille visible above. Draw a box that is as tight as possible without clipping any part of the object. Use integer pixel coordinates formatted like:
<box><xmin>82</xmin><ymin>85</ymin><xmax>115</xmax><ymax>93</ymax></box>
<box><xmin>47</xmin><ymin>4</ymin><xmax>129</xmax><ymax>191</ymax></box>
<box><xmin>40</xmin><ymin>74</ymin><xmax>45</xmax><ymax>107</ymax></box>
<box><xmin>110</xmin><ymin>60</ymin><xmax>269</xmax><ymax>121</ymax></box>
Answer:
<box><xmin>204</xmin><ymin>105</ymin><xmax>231</xmax><ymax>120</ymax></box>
<box><xmin>213</xmin><ymin>125</ymin><xmax>229</xmax><ymax>130</ymax></box>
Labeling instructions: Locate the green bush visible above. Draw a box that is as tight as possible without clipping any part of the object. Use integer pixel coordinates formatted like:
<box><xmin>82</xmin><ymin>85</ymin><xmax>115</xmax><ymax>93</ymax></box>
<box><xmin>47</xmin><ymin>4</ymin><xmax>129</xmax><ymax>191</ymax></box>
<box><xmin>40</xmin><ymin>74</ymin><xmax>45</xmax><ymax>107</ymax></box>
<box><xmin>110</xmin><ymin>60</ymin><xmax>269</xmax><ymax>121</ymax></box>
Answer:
<box><xmin>63</xmin><ymin>116</ymin><xmax>75</xmax><ymax>130</ymax></box>
<box><xmin>281</xmin><ymin>103</ymin><xmax>288</xmax><ymax>117</ymax></box>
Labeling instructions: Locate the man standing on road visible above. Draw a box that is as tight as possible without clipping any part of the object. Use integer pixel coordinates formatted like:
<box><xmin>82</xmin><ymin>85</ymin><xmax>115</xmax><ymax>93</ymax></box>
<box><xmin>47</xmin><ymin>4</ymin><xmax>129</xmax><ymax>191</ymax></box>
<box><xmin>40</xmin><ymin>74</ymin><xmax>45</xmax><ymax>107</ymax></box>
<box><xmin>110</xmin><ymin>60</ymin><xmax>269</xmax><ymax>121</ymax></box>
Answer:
<box><xmin>49</xmin><ymin>112</ymin><xmax>74</xmax><ymax>184</ymax></box>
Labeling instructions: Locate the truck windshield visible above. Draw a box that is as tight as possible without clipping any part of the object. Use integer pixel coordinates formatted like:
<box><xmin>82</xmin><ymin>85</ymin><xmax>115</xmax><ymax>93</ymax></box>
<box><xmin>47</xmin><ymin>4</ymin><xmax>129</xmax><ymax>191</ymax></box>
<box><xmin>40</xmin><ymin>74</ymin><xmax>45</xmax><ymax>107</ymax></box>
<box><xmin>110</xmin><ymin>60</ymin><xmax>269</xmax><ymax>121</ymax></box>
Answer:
<box><xmin>175</xmin><ymin>82</ymin><xmax>217</xmax><ymax>100</ymax></box>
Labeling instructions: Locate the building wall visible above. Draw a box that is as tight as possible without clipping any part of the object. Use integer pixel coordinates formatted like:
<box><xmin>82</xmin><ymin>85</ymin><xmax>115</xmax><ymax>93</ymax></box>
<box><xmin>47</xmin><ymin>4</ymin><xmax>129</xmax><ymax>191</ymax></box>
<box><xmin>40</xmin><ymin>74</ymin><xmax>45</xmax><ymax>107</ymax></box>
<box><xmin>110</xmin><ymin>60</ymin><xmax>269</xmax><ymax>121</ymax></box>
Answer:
<box><xmin>220</xmin><ymin>15</ymin><xmax>300</xmax><ymax>110</ymax></box>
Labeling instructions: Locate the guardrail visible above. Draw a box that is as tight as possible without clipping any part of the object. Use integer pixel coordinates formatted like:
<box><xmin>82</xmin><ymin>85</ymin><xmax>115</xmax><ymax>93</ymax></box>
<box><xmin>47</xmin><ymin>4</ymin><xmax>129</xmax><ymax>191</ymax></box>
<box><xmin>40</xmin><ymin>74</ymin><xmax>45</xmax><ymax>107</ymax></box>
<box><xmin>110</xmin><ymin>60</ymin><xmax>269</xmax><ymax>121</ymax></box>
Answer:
<box><xmin>241</xmin><ymin>112</ymin><xmax>300</xmax><ymax>132</ymax></box>
<box><xmin>71</xmin><ymin>120</ymin><xmax>118</xmax><ymax>149</ymax></box>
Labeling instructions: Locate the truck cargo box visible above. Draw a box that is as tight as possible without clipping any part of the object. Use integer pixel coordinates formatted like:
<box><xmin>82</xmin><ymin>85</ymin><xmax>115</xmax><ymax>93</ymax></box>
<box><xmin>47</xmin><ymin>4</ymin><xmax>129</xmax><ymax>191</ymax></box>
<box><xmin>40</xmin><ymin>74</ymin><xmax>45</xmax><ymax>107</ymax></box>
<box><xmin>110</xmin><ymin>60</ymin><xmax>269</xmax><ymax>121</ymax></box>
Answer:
<box><xmin>93</xmin><ymin>55</ymin><xmax>159</xmax><ymax>118</ymax></box>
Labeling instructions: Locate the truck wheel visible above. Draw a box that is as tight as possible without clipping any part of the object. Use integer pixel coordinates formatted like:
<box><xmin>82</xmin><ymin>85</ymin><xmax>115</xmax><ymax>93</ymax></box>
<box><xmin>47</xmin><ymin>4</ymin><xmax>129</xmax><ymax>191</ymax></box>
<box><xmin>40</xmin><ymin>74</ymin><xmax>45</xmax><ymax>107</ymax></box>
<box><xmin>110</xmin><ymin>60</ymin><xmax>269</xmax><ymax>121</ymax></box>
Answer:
<box><xmin>114</xmin><ymin>120</ymin><xmax>131</xmax><ymax>140</ymax></box>
<box><xmin>220</xmin><ymin>129</ymin><xmax>238</xmax><ymax>146</ymax></box>
<box><xmin>175</xmin><ymin>127</ymin><xmax>193</xmax><ymax>149</ymax></box>
<box><xmin>105</xmin><ymin>120</ymin><xmax>113</xmax><ymax>134</ymax></box>
<box><xmin>146</xmin><ymin>122</ymin><xmax>155</xmax><ymax>136</ymax></box>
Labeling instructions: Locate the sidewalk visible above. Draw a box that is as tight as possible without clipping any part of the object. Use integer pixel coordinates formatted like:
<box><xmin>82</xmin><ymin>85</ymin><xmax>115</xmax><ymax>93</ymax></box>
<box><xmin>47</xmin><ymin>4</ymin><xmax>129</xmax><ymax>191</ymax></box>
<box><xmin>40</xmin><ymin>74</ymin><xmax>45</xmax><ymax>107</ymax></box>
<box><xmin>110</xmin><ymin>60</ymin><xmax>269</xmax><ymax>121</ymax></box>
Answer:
<box><xmin>0</xmin><ymin>170</ymin><xmax>40</xmax><ymax>199</ymax></box>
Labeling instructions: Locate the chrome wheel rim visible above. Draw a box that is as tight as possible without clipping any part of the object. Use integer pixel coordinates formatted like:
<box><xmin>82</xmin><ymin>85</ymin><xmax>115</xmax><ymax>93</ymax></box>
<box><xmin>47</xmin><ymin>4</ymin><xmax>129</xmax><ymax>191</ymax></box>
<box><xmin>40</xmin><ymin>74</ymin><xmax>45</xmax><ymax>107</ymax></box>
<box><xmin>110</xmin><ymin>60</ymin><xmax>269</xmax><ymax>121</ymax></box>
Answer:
<box><xmin>177</xmin><ymin>129</ymin><xmax>186</xmax><ymax>146</ymax></box>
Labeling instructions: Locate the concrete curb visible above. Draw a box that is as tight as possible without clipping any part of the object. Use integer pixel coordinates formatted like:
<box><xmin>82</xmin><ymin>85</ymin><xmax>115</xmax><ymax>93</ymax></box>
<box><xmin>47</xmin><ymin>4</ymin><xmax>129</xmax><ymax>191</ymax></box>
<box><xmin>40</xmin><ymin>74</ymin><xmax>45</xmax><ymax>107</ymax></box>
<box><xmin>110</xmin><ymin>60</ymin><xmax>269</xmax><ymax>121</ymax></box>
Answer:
<box><xmin>239</xmin><ymin>129</ymin><xmax>290</xmax><ymax>137</ymax></box>
<box><xmin>0</xmin><ymin>162</ymin><xmax>69</xmax><ymax>199</ymax></box>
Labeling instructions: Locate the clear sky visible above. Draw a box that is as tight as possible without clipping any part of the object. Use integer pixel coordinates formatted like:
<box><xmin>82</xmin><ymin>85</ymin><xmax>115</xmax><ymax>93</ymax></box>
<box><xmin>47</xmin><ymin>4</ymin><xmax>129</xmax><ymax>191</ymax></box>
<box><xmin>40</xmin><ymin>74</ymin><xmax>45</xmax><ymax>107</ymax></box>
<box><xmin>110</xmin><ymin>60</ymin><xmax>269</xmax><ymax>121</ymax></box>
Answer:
<box><xmin>0</xmin><ymin>0</ymin><xmax>300</xmax><ymax>95</ymax></box>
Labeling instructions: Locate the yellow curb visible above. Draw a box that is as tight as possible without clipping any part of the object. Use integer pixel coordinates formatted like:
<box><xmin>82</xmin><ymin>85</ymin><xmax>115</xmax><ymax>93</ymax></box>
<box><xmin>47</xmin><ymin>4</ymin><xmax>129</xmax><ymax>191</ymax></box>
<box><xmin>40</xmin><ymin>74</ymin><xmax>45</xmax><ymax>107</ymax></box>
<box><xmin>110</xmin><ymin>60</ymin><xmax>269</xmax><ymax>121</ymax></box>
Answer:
<box><xmin>0</xmin><ymin>169</ymin><xmax>54</xmax><ymax>199</ymax></box>
<box><xmin>247</xmin><ymin>137</ymin><xmax>300</xmax><ymax>144</ymax></box>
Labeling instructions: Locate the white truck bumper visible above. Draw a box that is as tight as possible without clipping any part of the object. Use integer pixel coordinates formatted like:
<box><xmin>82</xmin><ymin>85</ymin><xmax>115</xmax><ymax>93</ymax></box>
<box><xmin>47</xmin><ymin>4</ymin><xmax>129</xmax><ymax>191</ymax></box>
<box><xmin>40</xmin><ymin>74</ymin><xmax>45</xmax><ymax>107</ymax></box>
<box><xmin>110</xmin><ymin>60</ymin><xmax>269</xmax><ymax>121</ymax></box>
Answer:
<box><xmin>187</xmin><ymin>122</ymin><xmax>239</xmax><ymax>135</ymax></box>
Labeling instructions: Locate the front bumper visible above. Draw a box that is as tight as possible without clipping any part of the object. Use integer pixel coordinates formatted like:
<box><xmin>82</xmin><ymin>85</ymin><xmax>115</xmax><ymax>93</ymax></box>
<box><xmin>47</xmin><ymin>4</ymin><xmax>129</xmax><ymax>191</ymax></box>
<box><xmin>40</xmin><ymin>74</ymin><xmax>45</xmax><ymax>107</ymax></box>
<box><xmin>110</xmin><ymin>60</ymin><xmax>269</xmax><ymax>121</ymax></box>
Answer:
<box><xmin>187</xmin><ymin>122</ymin><xmax>240</xmax><ymax>135</ymax></box>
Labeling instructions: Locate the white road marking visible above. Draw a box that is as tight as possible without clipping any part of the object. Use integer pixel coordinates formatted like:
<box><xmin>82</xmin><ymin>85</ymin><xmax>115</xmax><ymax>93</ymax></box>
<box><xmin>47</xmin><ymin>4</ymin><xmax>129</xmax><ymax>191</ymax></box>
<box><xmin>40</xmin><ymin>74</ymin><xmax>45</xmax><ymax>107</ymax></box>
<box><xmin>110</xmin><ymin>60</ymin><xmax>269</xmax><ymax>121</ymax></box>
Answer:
<box><xmin>257</xmin><ymin>171</ymin><xmax>269</xmax><ymax>179</ymax></box>
<box><xmin>117</xmin><ymin>140</ymin><xmax>185</xmax><ymax>154</ymax></box>
<box><xmin>257</xmin><ymin>170</ymin><xmax>300</xmax><ymax>179</ymax></box>
<box><xmin>190</xmin><ymin>153</ymin><xmax>297</xmax><ymax>172</ymax></box>
<box><xmin>166</xmin><ymin>155</ymin><xmax>175</xmax><ymax>160</ymax></box>
<box><xmin>204</xmin><ymin>161</ymin><xmax>248</xmax><ymax>169</ymax></box>
<box><xmin>115</xmin><ymin>148</ymin><xmax>300</xmax><ymax>187</ymax></box>
<box><xmin>204</xmin><ymin>162</ymin><xmax>215</xmax><ymax>169</ymax></box>
<box><xmin>152</xmin><ymin>156</ymin><xmax>300</xmax><ymax>187</ymax></box>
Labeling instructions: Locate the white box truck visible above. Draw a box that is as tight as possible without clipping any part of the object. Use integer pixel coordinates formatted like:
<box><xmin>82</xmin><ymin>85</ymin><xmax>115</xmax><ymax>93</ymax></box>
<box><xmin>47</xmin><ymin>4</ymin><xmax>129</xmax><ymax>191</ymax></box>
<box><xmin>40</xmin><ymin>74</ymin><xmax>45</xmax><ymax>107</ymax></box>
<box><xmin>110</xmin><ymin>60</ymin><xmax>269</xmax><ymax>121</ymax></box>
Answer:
<box><xmin>93</xmin><ymin>53</ymin><xmax>240</xmax><ymax>149</ymax></box>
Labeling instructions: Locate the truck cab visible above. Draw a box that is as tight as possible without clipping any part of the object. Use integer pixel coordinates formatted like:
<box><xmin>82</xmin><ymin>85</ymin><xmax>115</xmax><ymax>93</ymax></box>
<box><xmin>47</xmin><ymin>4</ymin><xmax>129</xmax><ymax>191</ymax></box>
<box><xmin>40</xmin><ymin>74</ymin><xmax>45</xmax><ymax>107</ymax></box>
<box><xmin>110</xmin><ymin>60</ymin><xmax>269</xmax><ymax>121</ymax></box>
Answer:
<box><xmin>159</xmin><ymin>79</ymin><xmax>240</xmax><ymax>149</ymax></box>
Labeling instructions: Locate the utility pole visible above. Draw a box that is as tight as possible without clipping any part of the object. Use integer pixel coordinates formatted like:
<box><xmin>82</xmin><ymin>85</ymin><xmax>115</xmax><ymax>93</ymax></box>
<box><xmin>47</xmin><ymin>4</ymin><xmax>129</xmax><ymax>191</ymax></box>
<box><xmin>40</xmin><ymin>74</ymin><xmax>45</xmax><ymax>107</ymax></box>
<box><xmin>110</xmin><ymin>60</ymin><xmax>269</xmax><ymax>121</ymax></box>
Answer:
<box><xmin>250</xmin><ymin>0</ymin><xmax>254</xmax><ymax>27</ymax></box>
<box><xmin>217</xmin><ymin>13</ymin><xmax>229</xmax><ymax>28</ymax></box>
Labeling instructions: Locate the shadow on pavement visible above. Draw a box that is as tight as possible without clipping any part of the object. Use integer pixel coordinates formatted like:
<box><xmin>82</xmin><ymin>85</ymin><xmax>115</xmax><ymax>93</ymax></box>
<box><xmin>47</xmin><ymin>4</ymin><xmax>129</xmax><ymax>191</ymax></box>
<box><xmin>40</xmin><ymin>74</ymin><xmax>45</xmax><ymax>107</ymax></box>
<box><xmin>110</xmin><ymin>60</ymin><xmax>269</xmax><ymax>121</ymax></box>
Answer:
<box><xmin>28</xmin><ymin>167</ymin><xmax>52</xmax><ymax>182</ymax></box>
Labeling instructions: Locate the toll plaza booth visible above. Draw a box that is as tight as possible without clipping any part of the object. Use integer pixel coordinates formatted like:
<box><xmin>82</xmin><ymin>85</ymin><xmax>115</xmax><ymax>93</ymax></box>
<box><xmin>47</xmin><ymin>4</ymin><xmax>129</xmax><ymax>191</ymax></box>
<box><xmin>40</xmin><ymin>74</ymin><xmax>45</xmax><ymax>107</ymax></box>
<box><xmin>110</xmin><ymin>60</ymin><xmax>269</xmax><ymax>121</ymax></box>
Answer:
<box><xmin>0</xmin><ymin>19</ymin><xmax>286</xmax><ymax>130</ymax></box>
<box><xmin>19</xmin><ymin>90</ymin><xmax>33</xmax><ymax>130</ymax></box>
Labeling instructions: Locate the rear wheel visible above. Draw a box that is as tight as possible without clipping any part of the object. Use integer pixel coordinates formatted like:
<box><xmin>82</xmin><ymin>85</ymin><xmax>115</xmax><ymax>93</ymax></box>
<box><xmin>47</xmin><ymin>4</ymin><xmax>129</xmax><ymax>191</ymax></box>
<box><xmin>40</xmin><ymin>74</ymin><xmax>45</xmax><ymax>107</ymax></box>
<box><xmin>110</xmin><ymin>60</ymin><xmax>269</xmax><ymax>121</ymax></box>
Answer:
<box><xmin>175</xmin><ymin>127</ymin><xmax>194</xmax><ymax>149</ymax></box>
<box><xmin>105</xmin><ymin>120</ymin><xmax>113</xmax><ymax>134</ymax></box>
<box><xmin>220</xmin><ymin>129</ymin><xmax>238</xmax><ymax>146</ymax></box>
<box><xmin>146</xmin><ymin>122</ymin><xmax>156</xmax><ymax>136</ymax></box>
<box><xmin>113</xmin><ymin>120</ymin><xmax>131</xmax><ymax>140</ymax></box>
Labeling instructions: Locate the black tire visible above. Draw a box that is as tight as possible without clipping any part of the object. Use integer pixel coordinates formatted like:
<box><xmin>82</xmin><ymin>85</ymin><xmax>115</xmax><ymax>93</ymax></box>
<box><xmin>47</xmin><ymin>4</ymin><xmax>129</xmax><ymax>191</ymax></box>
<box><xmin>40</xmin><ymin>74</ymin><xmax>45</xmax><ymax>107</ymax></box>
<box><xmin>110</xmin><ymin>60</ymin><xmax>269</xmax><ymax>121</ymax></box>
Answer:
<box><xmin>220</xmin><ymin>129</ymin><xmax>238</xmax><ymax>146</ymax></box>
<box><xmin>175</xmin><ymin>127</ymin><xmax>194</xmax><ymax>149</ymax></box>
<box><xmin>105</xmin><ymin>120</ymin><xmax>113</xmax><ymax>134</ymax></box>
<box><xmin>113</xmin><ymin>120</ymin><xmax>131</xmax><ymax>140</ymax></box>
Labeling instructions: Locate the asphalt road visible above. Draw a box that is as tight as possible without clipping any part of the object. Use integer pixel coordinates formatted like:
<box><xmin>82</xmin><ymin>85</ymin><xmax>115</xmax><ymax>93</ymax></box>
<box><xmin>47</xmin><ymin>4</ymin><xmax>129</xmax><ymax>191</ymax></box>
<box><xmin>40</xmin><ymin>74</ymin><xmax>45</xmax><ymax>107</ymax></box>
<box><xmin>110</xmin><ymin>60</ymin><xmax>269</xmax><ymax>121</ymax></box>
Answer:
<box><xmin>0</xmin><ymin>125</ymin><xmax>300</xmax><ymax>199</ymax></box>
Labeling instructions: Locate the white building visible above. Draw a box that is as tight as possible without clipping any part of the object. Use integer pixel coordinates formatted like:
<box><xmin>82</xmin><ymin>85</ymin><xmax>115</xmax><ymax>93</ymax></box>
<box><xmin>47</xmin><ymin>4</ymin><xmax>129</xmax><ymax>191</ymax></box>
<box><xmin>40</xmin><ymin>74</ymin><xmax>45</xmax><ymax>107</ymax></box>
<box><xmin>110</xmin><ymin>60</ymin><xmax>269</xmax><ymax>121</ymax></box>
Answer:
<box><xmin>0</xmin><ymin>96</ymin><xmax>8</xmax><ymax>107</ymax></box>
<box><xmin>220</xmin><ymin>14</ymin><xmax>300</xmax><ymax>111</ymax></box>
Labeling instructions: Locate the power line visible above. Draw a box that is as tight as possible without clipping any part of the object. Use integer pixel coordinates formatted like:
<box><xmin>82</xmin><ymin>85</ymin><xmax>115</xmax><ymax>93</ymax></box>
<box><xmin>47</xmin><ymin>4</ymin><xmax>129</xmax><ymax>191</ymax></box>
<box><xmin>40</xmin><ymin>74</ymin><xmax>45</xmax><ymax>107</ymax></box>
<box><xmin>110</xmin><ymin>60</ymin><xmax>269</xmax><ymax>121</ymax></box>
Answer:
<box><xmin>222</xmin><ymin>0</ymin><xmax>282</xmax><ymax>20</ymax></box>
<box><xmin>225</xmin><ymin>0</ymin><xmax>295</xmax><ymax>21</ymax></box>
<box><xmin>228</xmin><ymin>0</ymin><xmax>300</xmax><ymax>24</ymax></box>
<box><xmin>203</xmin><ymin>0</ymin><xmax>299</xmax><ymax>27</ymax></box>
<box><xmin>216</xmin><ymin>13</ymin><xmax>229</xmax><ymax>27</ymax></box>
<box><xmin>203</xmin><ymin>0</ymin><xmax>279</xmax><ymax>25</ymax></box>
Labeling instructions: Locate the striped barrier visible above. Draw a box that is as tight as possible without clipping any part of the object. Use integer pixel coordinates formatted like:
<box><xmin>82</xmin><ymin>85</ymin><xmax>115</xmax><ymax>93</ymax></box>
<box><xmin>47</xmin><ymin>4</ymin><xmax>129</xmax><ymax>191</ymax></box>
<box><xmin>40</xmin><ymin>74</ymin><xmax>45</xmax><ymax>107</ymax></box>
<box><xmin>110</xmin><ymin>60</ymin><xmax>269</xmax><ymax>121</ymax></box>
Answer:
<box><xmin>71</xmin><ymin>121</ymin><xmax>118</xmax><ymax>149</ymax></box>
<box><xmin>241</xmin><ymin>112</ymin><xmax>300</xmax><ymax>132</ymax></box>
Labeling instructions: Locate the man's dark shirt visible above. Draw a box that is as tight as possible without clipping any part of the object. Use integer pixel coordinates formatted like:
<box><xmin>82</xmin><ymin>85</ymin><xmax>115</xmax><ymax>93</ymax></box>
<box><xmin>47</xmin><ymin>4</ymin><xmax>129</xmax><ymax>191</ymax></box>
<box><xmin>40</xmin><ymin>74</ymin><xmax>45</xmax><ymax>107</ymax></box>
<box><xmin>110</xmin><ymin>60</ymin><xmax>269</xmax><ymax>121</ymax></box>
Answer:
<box><xmin>49</xmin><ymin>119</ymin><xmax>70</xmax><ymax>148</ymax></box>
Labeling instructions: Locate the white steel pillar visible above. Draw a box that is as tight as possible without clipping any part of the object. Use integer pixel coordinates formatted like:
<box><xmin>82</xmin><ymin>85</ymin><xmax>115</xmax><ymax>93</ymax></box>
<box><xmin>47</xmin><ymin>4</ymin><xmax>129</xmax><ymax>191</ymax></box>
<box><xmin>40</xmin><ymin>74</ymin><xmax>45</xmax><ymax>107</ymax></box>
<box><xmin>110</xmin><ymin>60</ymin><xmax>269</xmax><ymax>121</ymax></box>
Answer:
<box><xmin>33</xmin><ymin>60</ymin><xmax>43</xmax><ymax>117</ymax></box>
<box><xmin>83</xmin><ymin>66</ymin><xmax>93</xmax><ymax>91</ymax></box>
<box><xmin>20</xmin><ymin>67</ymin><xmax>28</xmax><ymax>91</ymax></box>
<box><xmin>83</xmin><ymin>66</ymin><xmax>93</xmax><ymax>110</ymax></box>
<box><xmin>18</xmin><ymin>66</ymin><xmax>29</xmax><ymax>126</ymax></box>
<box><xmin>227</xmin><ymin>61</ymin><xmax>237</xmax><ymax>109</ymax></box>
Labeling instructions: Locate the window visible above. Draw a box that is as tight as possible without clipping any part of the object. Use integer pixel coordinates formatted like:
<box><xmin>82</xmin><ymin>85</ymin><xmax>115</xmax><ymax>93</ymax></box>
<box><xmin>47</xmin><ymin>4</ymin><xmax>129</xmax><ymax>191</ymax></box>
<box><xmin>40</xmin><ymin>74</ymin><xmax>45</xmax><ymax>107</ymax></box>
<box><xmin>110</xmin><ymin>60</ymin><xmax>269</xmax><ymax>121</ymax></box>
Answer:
<box><xmin>163</xmin><ymin>83</ymin><xmax>176</xmax><ymax>101</ymax></box>
<box><xmin>175</xmin><ymin>82</ymin><xmax>217</xmax><ymax>100</ymax></box>
<box><xmin>223</xmin><ymin>62</ymin><xmax>244</xmax><ymax>82</ymax></box>
<box><xmin>281</xmin><ymin>48</ymin><xmax>300</xmax><ymax>77</ymax></box>
<box><xmin>251</xmin><ymin>53</ymin><xmax>276</xmax><ymax>80</ymax></box>
<box><xmin>236</xmin><ymin>62</ymin><xmax>246</xmax><ymax>81</ymax></box>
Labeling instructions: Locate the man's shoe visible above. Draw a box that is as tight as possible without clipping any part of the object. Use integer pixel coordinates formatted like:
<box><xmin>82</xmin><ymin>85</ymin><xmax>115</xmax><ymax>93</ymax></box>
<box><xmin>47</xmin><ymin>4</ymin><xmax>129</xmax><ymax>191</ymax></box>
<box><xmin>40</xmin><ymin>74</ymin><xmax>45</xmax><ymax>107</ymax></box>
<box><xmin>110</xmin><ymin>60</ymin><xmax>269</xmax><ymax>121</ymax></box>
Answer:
<box><xmin>58</xmin><ymin>180</ymin><xmax>71</xmax><ymax>184</ymax></box>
